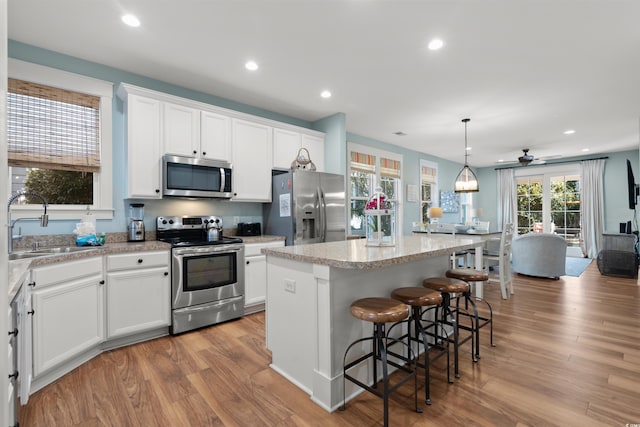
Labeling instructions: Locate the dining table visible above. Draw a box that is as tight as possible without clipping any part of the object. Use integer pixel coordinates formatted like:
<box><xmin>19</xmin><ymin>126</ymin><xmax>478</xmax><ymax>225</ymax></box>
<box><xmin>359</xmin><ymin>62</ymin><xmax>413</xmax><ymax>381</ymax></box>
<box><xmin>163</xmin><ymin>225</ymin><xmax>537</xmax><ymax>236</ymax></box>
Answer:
<box><xmin>412</xmin><ymin>225</ymin><xmax>502</xmax><ymax>300</ymax></box>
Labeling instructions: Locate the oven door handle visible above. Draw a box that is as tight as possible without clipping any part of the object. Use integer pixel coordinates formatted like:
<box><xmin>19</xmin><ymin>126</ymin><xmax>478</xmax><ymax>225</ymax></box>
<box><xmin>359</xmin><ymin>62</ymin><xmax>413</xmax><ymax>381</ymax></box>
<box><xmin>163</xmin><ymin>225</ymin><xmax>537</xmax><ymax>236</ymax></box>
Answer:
<box><xmin>173</xmin><ymin>246</ymin><xmax>243</xmax><ymax>256</ymax></box>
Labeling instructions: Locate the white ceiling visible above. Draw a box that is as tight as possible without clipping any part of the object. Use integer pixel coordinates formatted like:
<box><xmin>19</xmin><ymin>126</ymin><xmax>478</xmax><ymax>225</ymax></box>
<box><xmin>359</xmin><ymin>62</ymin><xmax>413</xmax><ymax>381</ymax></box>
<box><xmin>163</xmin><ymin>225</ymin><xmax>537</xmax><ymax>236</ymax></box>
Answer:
<box><xmin>8</xmin><ymin>0</ymin><xmax>640</xmax><ymax>167</ymax></box>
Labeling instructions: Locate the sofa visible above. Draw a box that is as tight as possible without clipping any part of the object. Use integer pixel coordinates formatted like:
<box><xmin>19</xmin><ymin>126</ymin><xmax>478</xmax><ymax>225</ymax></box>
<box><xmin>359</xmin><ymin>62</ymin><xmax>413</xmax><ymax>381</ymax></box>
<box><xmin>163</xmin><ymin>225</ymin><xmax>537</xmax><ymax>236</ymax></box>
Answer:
<box><xmin>511</xmin><ymin>233</ymin><xmax>567</xmax><ymax>279</ymax></box>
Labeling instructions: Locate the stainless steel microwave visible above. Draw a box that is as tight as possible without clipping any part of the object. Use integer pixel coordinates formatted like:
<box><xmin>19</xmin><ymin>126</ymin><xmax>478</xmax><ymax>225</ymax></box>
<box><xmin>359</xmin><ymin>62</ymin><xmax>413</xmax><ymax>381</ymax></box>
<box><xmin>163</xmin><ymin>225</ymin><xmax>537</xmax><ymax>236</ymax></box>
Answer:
<box><xmin>163</xmin><ymin>154</ymin><xmax>233</xmax><ymax>198</ymax></box>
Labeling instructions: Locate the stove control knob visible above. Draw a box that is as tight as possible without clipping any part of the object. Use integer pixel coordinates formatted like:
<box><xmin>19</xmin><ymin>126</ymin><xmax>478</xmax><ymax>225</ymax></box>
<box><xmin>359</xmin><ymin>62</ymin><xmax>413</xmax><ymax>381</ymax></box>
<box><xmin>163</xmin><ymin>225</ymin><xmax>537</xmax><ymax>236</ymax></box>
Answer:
<box><xmin>169</xmin><ymin>219</ymin><xmax>174</xmax><ymax>224</ymax></box>
<box><xmin>162</xmin><ymin>219</ymin><xmax>167</xmax><ymax>224</ymax></box>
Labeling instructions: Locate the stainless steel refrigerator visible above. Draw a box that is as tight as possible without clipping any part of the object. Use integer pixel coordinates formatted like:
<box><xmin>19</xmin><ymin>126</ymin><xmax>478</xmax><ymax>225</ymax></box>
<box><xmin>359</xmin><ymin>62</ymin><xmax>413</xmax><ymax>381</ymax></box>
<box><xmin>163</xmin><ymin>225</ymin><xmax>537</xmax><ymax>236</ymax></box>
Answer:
<box><xmin>263</xmin><ymin>171</ymin><xmax>345</xmax><ymax>245</ymax></box>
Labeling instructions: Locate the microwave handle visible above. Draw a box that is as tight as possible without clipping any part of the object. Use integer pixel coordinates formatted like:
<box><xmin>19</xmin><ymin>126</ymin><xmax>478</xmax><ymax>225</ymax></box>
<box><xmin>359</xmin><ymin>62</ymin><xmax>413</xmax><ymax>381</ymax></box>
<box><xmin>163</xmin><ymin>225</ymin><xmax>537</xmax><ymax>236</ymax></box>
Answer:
<box><xmin>219</xmin><ymin>168</ymin><xmax>226</xmax><ymax>193</ymax></box>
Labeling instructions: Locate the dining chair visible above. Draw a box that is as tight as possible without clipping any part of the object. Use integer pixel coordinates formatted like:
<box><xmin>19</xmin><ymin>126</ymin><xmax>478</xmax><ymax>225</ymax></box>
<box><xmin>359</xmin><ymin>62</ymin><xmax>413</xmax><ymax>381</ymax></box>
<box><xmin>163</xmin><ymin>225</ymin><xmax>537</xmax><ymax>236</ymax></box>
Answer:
<box><xmin>483</xmin><ymin>223</ymin><xmax>514</xmax><ymax>299</ymax></box>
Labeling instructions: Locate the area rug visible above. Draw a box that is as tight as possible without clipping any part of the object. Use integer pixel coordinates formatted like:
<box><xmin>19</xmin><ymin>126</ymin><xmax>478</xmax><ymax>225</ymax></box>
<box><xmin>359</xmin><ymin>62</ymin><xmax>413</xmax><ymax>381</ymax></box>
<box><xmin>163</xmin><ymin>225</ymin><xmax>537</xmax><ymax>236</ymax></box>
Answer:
<box><xmin>564</xmin><ymin>257</ymin><xmax>592</xmax><ymax>277</ymax></box>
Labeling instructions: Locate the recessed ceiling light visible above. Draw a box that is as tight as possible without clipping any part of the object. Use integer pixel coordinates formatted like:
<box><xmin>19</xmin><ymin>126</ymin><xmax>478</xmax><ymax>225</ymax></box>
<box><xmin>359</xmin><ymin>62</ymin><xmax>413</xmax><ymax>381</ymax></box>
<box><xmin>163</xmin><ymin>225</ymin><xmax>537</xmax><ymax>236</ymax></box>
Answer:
<box><xmin>428</xmin><ymin>38</ymin><xmax>444</xmax><ymax>50</ymax></box>
<box><xmin>497</xmin><ymin>159</ymin><xmax>505</xmax><ymax>163</ymax></box>
<box><xmin>582</xmin><ymin>148</ymin><xmax>590</xmax><ymax>152</ymax></box>
<box><xmin>393</xmin><ymin>131</ymin><xmax>407</xmax><ymax>136</ymax></box>
<box><xmin>320</xmin><ymin>90</ymin><xmax>332</xmax><ymax>99</ymax></box>
<box><xmin>245</xmin><ymin>61</ymin><xmax>259</xmax><ymax>71</ymax></box>
<box><xmin>121</xmin><ymin>14</ymin><xmax>140</xmax><ymax>27</ymax></box>
<box><xmin>563</xmin><ymin>129</ymin><xmax>576</xmax><ymax>135</ymax></box>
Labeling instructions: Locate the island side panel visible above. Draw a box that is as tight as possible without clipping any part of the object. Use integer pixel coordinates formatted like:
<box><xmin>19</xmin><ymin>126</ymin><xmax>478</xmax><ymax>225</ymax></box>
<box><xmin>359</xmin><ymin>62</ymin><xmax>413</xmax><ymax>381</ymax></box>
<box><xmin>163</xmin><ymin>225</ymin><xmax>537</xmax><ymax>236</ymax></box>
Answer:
<box><xmin>265</xmin><ymin>255</ymin><xmax>317</xmax><ymax>396</ymax></box>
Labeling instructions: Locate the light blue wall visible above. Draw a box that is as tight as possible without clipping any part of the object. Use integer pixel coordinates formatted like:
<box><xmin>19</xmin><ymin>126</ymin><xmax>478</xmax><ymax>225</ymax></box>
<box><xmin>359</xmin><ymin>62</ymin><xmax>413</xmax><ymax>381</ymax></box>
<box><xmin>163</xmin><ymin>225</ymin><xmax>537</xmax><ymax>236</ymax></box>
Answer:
<box><xmin>476</xmin><ymin>149</ymin><xmax>640</xmax><ymax>234</ymax></box>
<box><xmin>312</xmin><ymin>113</ymin><xmax>346</xmax><ymax>176</ymax></box>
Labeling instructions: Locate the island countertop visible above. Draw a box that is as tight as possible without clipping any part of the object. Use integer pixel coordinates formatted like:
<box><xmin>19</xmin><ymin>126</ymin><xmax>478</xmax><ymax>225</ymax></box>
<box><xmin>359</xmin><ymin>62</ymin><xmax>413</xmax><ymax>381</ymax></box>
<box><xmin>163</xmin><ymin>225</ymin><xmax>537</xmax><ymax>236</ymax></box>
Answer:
<box><xmin>261</xmin><ymin>234</ymin><xmax>481</xmax><ymax>269</ymax></box>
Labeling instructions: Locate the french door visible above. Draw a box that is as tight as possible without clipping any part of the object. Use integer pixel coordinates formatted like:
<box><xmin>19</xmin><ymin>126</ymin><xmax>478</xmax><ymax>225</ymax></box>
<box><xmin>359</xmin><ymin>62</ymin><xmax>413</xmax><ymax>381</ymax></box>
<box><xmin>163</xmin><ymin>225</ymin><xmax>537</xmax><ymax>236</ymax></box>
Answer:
<box><xmin>516</xmin><ymin>165</ymin><xmax>582</xmax><ymax>256</ymax></box>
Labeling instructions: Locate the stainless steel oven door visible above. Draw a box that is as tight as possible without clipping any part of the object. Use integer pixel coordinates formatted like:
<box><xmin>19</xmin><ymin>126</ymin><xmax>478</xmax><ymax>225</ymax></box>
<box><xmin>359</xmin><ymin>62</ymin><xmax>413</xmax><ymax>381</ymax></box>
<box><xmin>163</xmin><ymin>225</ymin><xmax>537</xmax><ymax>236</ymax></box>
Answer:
<box><xmin>172</xmin><ymin>244</ymin><xmax>245</xmax><ymax>309</ymax></box>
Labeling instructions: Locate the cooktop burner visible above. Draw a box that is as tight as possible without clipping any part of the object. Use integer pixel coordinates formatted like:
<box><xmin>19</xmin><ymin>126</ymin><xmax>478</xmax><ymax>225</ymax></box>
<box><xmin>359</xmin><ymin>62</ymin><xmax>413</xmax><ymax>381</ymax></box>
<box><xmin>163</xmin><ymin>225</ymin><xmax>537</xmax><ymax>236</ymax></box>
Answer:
<box><xmin>156</xmin><ymin>215</ymin><xmax>243</xmax><ymax>247</ymax></box>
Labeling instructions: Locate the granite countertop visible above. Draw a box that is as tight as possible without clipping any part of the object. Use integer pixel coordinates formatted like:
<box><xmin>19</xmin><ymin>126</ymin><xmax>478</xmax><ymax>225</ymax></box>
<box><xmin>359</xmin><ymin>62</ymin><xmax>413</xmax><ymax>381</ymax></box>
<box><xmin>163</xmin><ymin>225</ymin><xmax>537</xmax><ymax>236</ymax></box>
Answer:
<box><xmin>261</xmin><ymin>234</ymin><xmax>482</xmax><ymax>270</ymax></box>
<box><xmin>8</xmin><ymin>240</ymin><xmax>171</xmax><ymax>302</ymax></box>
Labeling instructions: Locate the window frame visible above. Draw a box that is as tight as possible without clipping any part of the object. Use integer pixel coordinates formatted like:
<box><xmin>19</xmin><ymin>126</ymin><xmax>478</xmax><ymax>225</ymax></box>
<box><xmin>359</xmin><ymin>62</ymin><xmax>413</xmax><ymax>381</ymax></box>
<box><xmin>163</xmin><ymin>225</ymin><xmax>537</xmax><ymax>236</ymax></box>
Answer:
<box><xmin>348</xmin><ymin>142</ymin><xmax>403</xmax><ymax>237</ymax></box>
<box><xmin>514</xmin><ymin>163</ymin><xmax>581</xmax><ymax>241</ymax></box>
<box><xmin>419</xmin><ymin>159</ymin><xmax>438</xmax><ymax>223</ymax></box>
<box><xmin>8</xmin><ymin>59</ymin><xmax>113</xmax><ymax>220</ymax></box>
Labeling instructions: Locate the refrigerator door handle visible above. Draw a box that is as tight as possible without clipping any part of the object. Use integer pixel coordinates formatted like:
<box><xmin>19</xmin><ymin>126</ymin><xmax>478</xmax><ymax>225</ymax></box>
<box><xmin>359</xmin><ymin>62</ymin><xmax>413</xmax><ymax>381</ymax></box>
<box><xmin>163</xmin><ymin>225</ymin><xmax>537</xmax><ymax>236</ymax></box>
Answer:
<box><xmin>319</xmin><ymin>187</ymin><xmax>327</xmax><ymax>242</ymax></box>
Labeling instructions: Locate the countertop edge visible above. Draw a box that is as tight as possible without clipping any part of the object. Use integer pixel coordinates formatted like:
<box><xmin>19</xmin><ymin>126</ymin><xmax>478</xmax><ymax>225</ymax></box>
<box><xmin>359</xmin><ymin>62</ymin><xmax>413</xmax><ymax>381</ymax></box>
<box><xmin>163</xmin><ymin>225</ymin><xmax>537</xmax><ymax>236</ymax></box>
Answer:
<box><xmin>262</xmin><ymin>237</ymin><xmax>480</xmax><ymax>270</ymax></box>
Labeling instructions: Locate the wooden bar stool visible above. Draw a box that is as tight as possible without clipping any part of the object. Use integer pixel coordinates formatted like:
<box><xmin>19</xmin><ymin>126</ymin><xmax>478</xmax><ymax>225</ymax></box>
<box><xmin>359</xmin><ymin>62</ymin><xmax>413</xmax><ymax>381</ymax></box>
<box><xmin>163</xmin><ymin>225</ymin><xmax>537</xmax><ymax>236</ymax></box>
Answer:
<box><xmin>341</xmin><ymin>297</ymin><xmax>422</xmax><ymax>427</ymax></box>
<box><xmin>445</xmin><ymin>268</ymin><xmax>494</xmax><ymax>361</ymax></box>
<box><xmin>388</xmin><ymin>287</ymin><xmax>448</xmax><ymax>405</ymax></box>
<box><xmin>422</xmin><ymin>277</ymin><xmax>470</xmax><ymax>378</ymax></box>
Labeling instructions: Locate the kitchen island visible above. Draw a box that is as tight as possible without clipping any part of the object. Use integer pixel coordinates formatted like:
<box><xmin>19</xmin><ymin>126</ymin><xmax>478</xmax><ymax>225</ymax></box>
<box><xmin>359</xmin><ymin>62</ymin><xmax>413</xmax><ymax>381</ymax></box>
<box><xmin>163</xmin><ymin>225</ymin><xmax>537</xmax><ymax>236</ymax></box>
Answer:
<box><xmin>262</xmin><ymin>234</ymin><xmax>479</xmax><ymax>411</ymax></box>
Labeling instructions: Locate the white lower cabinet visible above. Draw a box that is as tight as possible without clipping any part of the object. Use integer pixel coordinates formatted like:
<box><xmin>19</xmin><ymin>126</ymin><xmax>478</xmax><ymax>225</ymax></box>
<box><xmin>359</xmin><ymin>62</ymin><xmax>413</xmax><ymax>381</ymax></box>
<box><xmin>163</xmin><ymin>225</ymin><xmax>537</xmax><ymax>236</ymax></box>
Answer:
<box><xmin>31</xmin><ymin>258</ymin><xmax>104</xmax><ymax>378</ymax></box>
<box><xmin>106</xmin><ymin>251</ymin><xmax>170</xmax><ymax>339</ymax></box>
<box><xmin>244</xmin><ymin>241</ymin><xmax>285</xmax><ymax>312</ymax></box>
<box><xmin>23</xmin><ymin>250</ymin><xmax>170</xmax><ymax>396</ymax></box>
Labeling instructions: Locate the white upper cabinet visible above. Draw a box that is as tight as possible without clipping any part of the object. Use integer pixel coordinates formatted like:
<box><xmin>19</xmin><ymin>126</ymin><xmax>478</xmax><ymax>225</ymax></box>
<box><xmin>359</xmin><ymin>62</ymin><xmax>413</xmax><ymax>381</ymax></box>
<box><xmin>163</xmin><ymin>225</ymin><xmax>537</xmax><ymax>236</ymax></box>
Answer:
<box><xmin>200</xmin><ymin>110</ymin><xmax>231</xmax><ymax>162</ymax></box>
<box><xmin>231</xmin><ymin>119</ymin><xmax>273</xmax><ymax>202</ymax></box>
<box><xmin>163</xmin><ymin>103</ymin><xmax>200</xmax><ymax>157</ymax></box>
<box><xmin>273</xmin><ymin>127</ymin><xmax>325</xmax><ymax>172</ymax></box>
<box><xmin>123</xmin><ymin>93</ymin><xmax>162</xmax><ymax>199</ymax></box>
<box><xmin>164</xmin><ymin>103</ymin><xmax>231</xmax><ymax>162</ymax></box>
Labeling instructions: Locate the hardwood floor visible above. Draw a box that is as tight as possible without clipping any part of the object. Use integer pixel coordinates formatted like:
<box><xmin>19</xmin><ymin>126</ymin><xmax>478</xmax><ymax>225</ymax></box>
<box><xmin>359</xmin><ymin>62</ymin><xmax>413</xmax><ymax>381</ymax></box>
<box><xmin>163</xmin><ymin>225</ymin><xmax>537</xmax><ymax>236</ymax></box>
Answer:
<box><xmin>19</xmin><ymin>262</ymin><xmax>640</xmax><ymax>426</ymax></box>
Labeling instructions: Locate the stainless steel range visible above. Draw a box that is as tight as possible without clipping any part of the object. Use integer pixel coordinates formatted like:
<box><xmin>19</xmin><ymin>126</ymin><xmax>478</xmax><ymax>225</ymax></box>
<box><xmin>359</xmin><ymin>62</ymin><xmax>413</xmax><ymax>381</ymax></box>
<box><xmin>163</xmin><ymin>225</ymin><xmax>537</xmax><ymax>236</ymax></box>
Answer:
<box><xmin>157</xmin><ymin>215</ymin><xmax>245</xmax><ymax>335</ymax></box>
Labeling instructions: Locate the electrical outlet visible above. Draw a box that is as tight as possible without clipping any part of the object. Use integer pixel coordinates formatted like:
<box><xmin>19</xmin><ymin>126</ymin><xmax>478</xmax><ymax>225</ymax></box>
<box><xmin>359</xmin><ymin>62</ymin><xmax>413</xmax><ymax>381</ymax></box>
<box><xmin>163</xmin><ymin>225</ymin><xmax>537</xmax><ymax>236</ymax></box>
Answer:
<box><xmin>233</xmin><ymin>216</ymin><xmax>240</xmax><ymax>225</ymax></box>
<box><xmin>284</xmin><ymin>279</ymin><xmax>296</xmax><ymax>293</ymax></box>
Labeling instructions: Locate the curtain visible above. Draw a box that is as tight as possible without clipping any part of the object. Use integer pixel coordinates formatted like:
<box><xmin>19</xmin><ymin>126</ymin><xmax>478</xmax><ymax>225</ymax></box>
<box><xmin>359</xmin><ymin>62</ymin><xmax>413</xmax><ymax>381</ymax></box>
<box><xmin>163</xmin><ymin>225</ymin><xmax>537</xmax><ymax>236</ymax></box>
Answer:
<box><xmin>497</xmin><ymin>169</ymin><xmax>517</xmax><ymax>231</ymax></box>
<box><xmin>580</xmin><ymin>159</ymin><xmax>605</xmax><ymax>258</ymax></box>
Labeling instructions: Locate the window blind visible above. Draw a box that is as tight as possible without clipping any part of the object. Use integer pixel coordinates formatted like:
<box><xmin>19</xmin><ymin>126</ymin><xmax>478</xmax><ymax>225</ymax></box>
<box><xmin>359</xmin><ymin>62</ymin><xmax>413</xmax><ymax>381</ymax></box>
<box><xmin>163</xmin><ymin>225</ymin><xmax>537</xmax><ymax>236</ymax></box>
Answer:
<box><xmin>350</xmin><ymin>151</ymin><xmax>376</xmax><ymax>173</ymax></box>
<box><xmin>380</xmin><ymin>157</ymin><xmax>400</xmax><ymax>178</ymax></box>
<box><xmin>422</xmin><ymin>165</ymin><xmax>436</xmax><ymax>184</ymax></box>
<box><xmin>7</xmin><ymin>78</ymin><xmax>101</xmax><ymax>173</ymax></box>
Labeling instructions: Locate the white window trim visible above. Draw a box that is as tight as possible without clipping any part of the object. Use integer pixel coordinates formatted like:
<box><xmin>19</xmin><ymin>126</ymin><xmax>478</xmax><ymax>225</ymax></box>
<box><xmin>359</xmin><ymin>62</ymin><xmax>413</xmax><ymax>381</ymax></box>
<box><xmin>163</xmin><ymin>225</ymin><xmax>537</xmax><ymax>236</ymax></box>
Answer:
<box><xmin>419</xmin><ymin>159</ymin><xmax>439</xmax><ymax>221</ymax></box>
<box><xmin>348</xmin><ymin>142</ymin><xmax>403</xmax><ymax>236</ymax></box>
<box><xmin>8</xmin><ymin>59</ymin><xmax>113</xmax><ymax>220</ymax></box>
<box><xmin>515</xmin><ymin>163</ymin><xmax>580</xmax><ymax>233</ymax></box>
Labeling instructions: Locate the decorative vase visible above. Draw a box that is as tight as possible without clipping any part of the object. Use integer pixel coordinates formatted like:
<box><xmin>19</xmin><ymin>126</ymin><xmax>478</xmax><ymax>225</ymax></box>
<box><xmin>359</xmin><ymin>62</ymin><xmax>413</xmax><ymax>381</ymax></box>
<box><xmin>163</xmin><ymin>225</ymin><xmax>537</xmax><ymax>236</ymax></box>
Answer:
<box><xmin>365</xmin><ymin>187</ymin><xmax>396</xmax><ymax>247</ymax></box>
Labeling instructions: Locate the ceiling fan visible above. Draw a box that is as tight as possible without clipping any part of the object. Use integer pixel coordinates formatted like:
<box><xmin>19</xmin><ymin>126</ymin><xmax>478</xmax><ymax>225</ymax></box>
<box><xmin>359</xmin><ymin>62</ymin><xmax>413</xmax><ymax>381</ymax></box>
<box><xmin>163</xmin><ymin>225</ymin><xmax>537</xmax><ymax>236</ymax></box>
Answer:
<box><xmin>518</xmin><ymin>148</ymin><xmax>536</xmax><ymax>166</ymax></box>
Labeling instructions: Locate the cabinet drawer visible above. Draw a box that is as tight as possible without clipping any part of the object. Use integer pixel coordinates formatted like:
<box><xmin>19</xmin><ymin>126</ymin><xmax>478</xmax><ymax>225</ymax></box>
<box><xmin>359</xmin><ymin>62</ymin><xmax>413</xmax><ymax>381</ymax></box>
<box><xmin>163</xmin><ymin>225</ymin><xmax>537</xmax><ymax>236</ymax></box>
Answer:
<box><xmin>107</xmin><ymin>251</ymin><xmax>169</xmax><ymax>271</ymax></box>
<box><xmin>31</xmin><ymin>257</ymin><xmax>103</xmax><ymax>288</ymax></box>
<box><xmin>244</xmin><ymin>240</ymin><xmax>285</xmax><ymax>257</ymax></box>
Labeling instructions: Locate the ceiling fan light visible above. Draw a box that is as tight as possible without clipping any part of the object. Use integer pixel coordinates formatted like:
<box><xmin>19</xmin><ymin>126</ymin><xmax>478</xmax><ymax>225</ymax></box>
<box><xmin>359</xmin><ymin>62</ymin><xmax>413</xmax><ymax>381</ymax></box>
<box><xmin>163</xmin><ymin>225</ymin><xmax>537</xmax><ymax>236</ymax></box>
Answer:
<box><xmin>454</xmin><ymin>165</ymin><xmax>479</xmax><ymax>193</ymax></box>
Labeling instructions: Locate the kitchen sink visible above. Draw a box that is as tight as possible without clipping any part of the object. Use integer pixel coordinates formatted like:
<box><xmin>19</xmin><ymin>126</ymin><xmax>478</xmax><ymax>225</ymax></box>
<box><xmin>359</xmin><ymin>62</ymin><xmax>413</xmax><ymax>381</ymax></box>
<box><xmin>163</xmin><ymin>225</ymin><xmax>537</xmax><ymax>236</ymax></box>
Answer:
<box><xmin>8</xmin><ymin>252</ymin><xmax>47</xmax><ymax>260</ymax></box>
<box><xmin>31</xmin><ymin>246</ymin><xmax>101</xmax><ymax>254</ymax></box>
<box><xmin>9</xmin><ymin>246</ymin><xmax>102</xmax><ymax>261</ymax></box>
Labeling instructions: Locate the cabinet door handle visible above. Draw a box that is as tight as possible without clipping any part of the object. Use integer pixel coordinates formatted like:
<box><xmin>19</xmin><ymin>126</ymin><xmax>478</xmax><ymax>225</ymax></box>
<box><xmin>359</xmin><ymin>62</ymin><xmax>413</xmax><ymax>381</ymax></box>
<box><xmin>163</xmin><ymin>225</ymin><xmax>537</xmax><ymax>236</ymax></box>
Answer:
<box><xmin>164</xmin><ymin>272</ymin><xmax>169</xmax><ymax>276</ymax></box>
<box><xmin>193</xmin><ymin>150</ymin><xmax>197</xmax><ymax>154</ymax></box>
<box><xmin>99</xmin><ymin>280</ymin><xmax>105</xmax><ymax>285</ymax></box>
<box><xmin>8</xmin><ymin>328</ymin><xmax>18</xmax><ymax>337</ymax></box>
<box><xmin>138</xmin><ymin>259</ymin><xmax>143</xmax><ymax>263</ymax></box>
<box><xmin>27</xmin><ymin>310</ymin><xmax>34</xmax><ymax>316</ymax></box>
<box><xmin>28</xmin><ymin>282</ymin><xmax>36</xmax><ymax>288</ymax></box>
<box><xmin>8</xmin><ymin>371</ymin><xmax>18</xmax><ymax>380</ymax></box>
<box><xmin>155</xmin><ymin>189</ymin><xmax>160</xmax><ymax>193</ymax></box>
<box><xmin>202</xmin><ymin>151</ymin><xmax>207</xmax><ymax>156</ymax></box>
<box><xmin>246</xmin><ymin>260</ymin><xmax>250</xmax><ymax>265</ymax></box>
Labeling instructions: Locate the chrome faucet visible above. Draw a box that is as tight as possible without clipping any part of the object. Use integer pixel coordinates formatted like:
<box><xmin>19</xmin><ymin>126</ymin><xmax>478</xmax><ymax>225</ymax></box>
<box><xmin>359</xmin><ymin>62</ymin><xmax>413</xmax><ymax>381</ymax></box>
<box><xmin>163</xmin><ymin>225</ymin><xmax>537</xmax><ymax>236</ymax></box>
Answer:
<box><xmin>8</xmin><ymin>191</ymin><xmax>49</xmax><ymax>253</ymax></box>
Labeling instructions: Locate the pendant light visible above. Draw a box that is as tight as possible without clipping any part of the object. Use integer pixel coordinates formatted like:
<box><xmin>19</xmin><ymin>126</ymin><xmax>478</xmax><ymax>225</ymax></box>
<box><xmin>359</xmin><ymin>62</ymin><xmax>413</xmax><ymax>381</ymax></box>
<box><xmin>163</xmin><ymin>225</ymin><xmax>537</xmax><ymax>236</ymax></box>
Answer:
<box><xmin>454</xmin><ymin>118</ymin><xmax>479</xmax><ymax>193</ymax></box>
